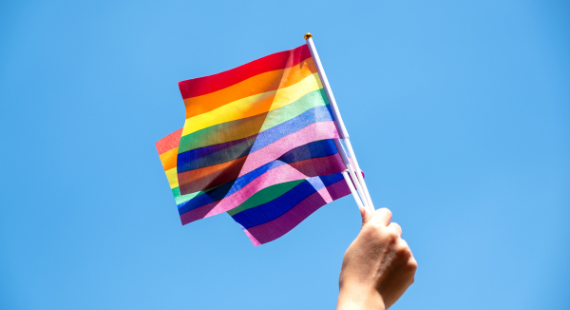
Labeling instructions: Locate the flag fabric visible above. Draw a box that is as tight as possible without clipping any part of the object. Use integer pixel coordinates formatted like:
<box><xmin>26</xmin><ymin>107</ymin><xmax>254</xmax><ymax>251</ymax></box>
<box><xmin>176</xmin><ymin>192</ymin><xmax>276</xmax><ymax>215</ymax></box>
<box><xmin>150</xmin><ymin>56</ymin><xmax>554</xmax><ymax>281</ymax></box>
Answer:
<box><xmin>174</xmin><ymin>44</ymin><xmax>346</xmax><ymax>222</ymax></box>
<box><xmin>156</xmin><ymin>129</ymin><xmax>353</xmax><ymax>245</ymax></box>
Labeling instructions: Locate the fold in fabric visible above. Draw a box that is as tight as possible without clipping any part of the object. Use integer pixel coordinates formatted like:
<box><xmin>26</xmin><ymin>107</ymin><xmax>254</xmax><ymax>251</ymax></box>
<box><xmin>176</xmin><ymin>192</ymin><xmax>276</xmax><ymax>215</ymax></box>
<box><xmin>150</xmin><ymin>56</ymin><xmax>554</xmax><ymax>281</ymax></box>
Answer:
<box><xmin>156</xmin><ymin>44</ymin><xmax>354</xmax><ymax>245</ymax></box>
<box><xmin>177</xmin><ymin>45</ymin><xmax>338</xmax><ymax>196</ymax></box>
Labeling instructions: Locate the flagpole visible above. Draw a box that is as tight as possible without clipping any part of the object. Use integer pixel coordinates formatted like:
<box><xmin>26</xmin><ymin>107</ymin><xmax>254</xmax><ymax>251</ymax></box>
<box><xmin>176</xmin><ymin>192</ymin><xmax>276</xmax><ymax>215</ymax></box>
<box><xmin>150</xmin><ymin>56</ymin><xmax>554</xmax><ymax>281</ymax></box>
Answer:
<box><xmin>342</xmin><ymin>171</ymin><xmax>364</xmax><ymax>210</ymax></box>
<box><xmin>305</xmin><ymin>33</ymin><xmax>375</xmax><ymax>211</ymax></box>
<box><xmin>334</xmin><ymin>139</ymin><xmax>368</xmax><ymax>211</ymax></box>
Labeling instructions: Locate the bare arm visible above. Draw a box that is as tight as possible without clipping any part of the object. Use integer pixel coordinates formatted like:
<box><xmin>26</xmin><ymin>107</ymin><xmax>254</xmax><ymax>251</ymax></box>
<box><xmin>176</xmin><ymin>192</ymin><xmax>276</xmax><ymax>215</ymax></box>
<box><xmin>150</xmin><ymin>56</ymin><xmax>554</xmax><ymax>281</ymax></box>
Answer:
<box><xmin>336</xmin><ymin>208</ymin><xmax>417</xmax><ymax>310</ymax></box>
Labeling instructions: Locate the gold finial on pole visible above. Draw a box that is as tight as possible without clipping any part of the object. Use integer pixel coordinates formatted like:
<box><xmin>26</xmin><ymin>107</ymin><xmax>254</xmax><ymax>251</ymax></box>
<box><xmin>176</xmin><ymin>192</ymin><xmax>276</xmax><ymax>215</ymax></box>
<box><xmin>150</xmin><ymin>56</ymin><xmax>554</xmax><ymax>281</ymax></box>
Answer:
<box><xmin>304</xmin><ymin>32</ymin><xmax>312</xmax><ymax>40</ymax></box>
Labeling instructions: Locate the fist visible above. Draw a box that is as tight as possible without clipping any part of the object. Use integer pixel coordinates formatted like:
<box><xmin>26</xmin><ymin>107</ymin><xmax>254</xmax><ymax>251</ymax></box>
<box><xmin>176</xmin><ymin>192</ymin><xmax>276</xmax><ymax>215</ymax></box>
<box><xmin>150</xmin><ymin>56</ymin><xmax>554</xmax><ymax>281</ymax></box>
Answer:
<box><xmin>337</xmin><ymin>208</ymin><xmax>417</xmax><ymax>310</ymax></box>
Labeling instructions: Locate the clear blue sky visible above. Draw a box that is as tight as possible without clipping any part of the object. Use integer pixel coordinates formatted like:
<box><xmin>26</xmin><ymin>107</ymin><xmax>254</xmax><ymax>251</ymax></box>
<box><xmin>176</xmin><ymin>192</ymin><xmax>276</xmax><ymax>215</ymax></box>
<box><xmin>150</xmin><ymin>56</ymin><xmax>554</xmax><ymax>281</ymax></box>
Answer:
<box><xmin>1</xmin><ymin>1</ymin><xmax>568</xmax><ymax>309</ymax></box>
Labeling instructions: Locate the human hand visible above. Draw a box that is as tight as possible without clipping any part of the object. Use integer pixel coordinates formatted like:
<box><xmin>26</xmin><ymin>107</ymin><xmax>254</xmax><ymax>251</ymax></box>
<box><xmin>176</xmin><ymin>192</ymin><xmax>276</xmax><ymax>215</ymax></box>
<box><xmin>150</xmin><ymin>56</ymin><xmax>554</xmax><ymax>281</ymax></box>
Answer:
<box><xmin>336</xmin><ymin>208</ymin><xmax>417</xmax><ymax>310</ymax></box>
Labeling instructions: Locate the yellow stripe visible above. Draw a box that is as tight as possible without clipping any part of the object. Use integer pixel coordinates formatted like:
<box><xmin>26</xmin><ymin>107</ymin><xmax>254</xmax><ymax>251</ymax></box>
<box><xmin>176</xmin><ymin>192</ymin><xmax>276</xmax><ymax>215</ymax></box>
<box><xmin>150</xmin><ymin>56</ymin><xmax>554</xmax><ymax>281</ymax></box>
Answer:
<box><xmin>165</xmin><ymin>168</ymin><xmax>179</xmax><ymax>189</ymax></box>
<box><xmin>182</xmin><ymin>72</ymin><xmax>323</xmax><ymax>136</ymax></box>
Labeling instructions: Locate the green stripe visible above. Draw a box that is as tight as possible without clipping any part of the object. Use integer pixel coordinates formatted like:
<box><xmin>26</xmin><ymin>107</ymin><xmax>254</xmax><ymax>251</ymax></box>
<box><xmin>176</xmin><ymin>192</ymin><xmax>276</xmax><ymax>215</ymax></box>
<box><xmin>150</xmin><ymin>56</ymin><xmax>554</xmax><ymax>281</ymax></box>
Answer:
<box><xmin>226</xmin><ymin>180</ymin><xmax>305</xmax><ymax>216</ymax></box>
<box><xmin>179</xmin><ymin>88</ymin><xmax>328</xmax><ymax>153</ymax></box>
<box><xmin>259</xmin><ymin>88</ymin><xmax>328</xmax><ymax>131</ymax></box>
<box><xmin>172</xmin><ymin>187</ymin><xmax>205</xmax><ymax>205</ymax></box>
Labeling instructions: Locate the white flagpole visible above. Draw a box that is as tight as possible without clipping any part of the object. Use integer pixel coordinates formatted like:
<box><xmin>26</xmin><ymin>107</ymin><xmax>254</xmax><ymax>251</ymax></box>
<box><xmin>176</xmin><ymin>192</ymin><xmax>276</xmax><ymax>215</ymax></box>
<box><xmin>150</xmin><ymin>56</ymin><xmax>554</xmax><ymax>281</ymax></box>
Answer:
<box><xmin>305</xmin><ymin>33</ymin><xmax>375</xmax><ymax>211</ymax></box>
<box><xmin>342</xmin><ymin>171</ymin><xmax>364</xmax><ymax>210</ymax></box>
<box><xmin>343</xmin><ymin>139</ymin><xmax>373</xmax><ymax>208</ymax></box>
<box><xmin>334</xmin><ymin>139</ymin><xmax>368</xmax><ymax>211</ymax></box>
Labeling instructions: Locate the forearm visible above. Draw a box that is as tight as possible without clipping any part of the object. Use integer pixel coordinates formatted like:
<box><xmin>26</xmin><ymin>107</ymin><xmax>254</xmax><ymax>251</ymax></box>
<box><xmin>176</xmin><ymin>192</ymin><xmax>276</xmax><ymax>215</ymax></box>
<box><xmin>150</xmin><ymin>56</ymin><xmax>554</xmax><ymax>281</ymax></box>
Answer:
<box><xmin>336</xmin><ymin>285</ymin><xmax>385</xmax><ymax>310</ymax></box>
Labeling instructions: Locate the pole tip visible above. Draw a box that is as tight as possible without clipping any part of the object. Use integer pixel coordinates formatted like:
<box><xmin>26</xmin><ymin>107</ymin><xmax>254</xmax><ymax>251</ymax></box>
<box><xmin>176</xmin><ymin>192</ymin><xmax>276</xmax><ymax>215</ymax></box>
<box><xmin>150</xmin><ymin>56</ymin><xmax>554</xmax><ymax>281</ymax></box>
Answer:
<box><xmin>304</xmin><ymin>32</ymin><xmax>312</xmax><ymax>40</ymax></box>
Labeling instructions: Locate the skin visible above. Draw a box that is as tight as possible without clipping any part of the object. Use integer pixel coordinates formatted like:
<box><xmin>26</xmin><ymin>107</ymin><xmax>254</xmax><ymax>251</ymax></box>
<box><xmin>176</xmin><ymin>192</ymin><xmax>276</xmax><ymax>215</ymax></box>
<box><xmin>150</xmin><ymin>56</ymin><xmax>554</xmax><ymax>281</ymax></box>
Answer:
<box><xmin>336</xmin><ymin>208</ymin><xmax>418</xmax><ymax>310</ymax></box>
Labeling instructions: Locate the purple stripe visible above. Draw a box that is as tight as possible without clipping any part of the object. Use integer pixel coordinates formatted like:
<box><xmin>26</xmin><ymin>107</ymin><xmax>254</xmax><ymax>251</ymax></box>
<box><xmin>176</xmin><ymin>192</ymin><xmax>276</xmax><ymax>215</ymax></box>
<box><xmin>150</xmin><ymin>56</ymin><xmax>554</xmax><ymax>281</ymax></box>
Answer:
<box><xmin>243</xmin><ymin>179</ymin><xmax>351</xmax><ymax>246</ymax></box>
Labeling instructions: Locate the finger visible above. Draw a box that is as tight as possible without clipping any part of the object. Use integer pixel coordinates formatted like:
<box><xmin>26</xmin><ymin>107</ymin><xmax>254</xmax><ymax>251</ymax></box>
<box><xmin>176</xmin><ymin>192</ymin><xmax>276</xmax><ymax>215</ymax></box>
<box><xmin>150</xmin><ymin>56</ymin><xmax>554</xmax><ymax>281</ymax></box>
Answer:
<box><xmin>396</xmin><ymin>239</ymin><xmax>416</xmax><ymax>260</ymax></box>
<box><xmin>360</xmin><ymin>206</ymin><xmax>373</xmax><ymax>225</ymax></box>
<box><xmin>374</xmin><ymin>208</ymin><xmax>392</xmax><ymax>226</ymax></box>
<box><xmin>398</xmin><ymin>238</ymin><xmax>410</xmax><ymax>251</ymax></box>
<box><xmin>387</xmin><ymin>222</ymin><xmax>402</xmax><ymax>237</ymax></box>
<box><xmin>397</xmin><ymin>239</ymin><xmax>418</xmax><ymax>273</ymax></box>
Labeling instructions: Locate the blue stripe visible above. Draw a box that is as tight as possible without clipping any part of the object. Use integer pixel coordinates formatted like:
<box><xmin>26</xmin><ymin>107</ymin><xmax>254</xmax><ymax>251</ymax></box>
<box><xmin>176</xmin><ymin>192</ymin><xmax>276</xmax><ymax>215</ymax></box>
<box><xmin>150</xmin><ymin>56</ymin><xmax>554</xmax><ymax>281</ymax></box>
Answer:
<box><xmin>177</xmin><ymin>140</ymin><xmax>340</xmax><ymax>215</ymax></box>
<box><xmin>230</xmin><ymin>173</ymin><xmax>345</xmax><ymax>229</ymax></box>
<box><xmin>278</xmin><ymin>139</ymin><xmax>338</xmax><ymax>164</ymax></box>
<box><xmin>177</xmin><ymin>105</ymin><xmax>335</xmax><ymax>173</ymax></box>
<box><xmin>249</xmin><ymin>105</ymin><xmax>334</xmax><ymax>153</ymax></box>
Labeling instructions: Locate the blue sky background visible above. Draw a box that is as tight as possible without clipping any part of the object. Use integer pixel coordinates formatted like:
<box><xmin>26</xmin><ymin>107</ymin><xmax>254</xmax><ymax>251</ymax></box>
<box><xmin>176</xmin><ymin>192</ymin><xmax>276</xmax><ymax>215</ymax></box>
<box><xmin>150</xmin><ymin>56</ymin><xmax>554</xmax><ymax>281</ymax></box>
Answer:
<box><xmin>1</xmin><ymin>1</ymin><xmax>568</xmax><ymax>309</ymax></box>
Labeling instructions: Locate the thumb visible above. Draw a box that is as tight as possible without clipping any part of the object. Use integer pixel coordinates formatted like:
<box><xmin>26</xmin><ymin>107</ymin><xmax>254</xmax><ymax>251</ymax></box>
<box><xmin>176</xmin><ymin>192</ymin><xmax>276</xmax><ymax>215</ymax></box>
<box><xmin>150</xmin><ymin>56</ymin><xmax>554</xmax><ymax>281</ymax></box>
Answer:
<box><xmin>360</xmin><ymin>206</ymin><xmax>371</xmax><ymax>225</ymax></box>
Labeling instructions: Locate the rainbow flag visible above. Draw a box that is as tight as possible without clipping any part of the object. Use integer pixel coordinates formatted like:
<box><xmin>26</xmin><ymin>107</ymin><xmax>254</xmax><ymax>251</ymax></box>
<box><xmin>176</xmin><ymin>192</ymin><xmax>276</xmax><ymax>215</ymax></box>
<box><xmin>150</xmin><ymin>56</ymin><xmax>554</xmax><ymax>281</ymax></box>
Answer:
<box><xmin>156</xmin><ymin>129</ymin><xmax>353</xmax><ymax>245</ymax></box>
<box><xmin>174</xmin><ymin>44</ymin><xmax>346</xmax><ymax>219</ymax></box>
<box><xmin>155</xmin><ymin>43</ymin><xmax>356</xmax><ymax>245</ymax></box>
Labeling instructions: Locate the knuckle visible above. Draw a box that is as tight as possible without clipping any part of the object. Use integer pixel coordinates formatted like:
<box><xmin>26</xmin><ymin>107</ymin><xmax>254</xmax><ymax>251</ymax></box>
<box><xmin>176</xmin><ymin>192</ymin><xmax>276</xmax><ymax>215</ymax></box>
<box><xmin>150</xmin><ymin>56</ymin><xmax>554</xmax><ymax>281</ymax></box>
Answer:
<box><xmin>387</xmin><ymin>223</ymin><xmax>401</xmax><ymax>236</ymax></box>
<box><xmin>378</xmin><ymin>207</ymin><xmax>392</xmax><ymax>218</ymax></box>
<box><xmin>395</xmin><ymin>240</ymin><xmax>411</xmax><ymax>257</ymax></box>
<box><xmin>396</xmin><ymin>246</ymin><xmax>411</xmax><ymax>259</ymax></box>
<box><xmin>387</xmin><ymin>229</ymin><xmax>400</xmax><ymax>241</ymax></box>
<box><xmin>404</xmin><ymin>256</ymin><xmax>418</xmax><ymax>275</ymax></box>
<box><xmin>408</xmin><ymin>258</ymin><xmax>418</xmax><ymax>271</ymax></box>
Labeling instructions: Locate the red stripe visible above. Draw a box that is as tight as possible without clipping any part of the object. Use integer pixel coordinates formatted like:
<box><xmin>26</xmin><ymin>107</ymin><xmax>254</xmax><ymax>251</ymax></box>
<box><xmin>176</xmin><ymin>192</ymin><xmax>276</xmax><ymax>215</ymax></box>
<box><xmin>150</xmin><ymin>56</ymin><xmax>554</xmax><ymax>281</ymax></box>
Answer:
<box><xmin>178</xmin><ymin>44</ymin><xmax>311</xmax><ymax>99</ymax></box>
<box><xmin>156</xmin><ymin>129</ymin><xmax>182</xmax><ymax>155</ymax></box>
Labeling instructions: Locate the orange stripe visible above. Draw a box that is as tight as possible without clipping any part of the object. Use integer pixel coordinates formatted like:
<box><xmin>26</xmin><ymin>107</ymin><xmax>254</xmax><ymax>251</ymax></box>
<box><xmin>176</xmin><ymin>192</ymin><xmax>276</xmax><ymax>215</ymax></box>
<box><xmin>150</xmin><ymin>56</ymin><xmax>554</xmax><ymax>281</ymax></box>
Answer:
<box><xmin>178</xmin><ymin>156</ymin><xmax>246</xmax><ymax>185</ymax></box>
<box><xmin>184</xmin><ymin>58</ymin><xmax>317</xmax><ymax>119</ymax></box>
<box><xmin>178</xmin><ymin>156</ymin><xmax>248</xmax><ymax>190</ymax></box>
<box><xmin>159</xmin><ymin>148</ymin><xmax>178</xmax><ymax>171</ymax></box>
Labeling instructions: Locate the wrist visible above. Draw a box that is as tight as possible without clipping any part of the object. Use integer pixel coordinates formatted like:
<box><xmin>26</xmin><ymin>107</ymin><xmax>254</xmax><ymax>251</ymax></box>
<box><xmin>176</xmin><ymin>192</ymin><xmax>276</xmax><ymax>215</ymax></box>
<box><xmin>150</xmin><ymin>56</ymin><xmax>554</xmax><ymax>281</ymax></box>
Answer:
<box><xmin>336</xmin><ymin>284</ymin><xmax>385</xmax><ymax>310</ymax></box>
